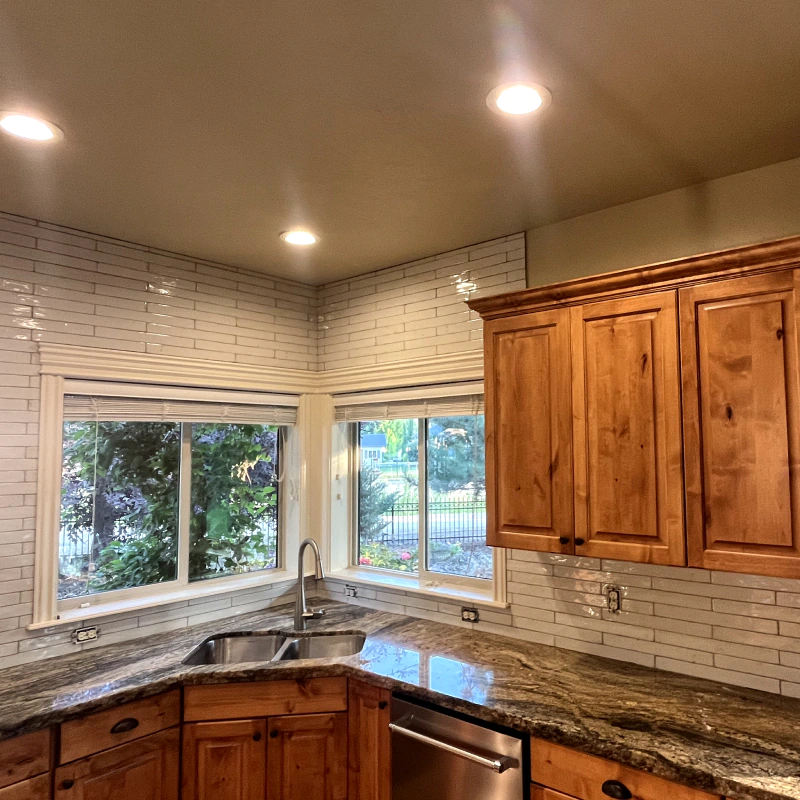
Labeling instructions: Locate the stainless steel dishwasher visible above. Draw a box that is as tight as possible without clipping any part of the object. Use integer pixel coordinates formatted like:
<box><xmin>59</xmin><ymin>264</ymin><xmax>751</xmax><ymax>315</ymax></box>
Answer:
<box><xmin>391</xmin><ymin>697</ymin><xmax>524</xmax><ymax>800</ymax></box>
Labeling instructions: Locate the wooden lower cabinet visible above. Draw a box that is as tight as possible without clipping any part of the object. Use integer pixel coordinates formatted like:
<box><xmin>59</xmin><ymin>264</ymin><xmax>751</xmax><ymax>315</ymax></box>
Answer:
<box><xmin>54</xmin><ymin>727</ymin><xmax>179</xmax><ymax>800</ymax></box>
<box><xmin>531</xmin><ymin>739</ymin><xmax>722</xmax><ymax>800</ymax></box>
<box><xmin>0</xmin><ymin>774</ymin><xmax>51</xmax><ymax>800</ymax></box>
<box><xmin>267</xmin><ymin>713</ymin><xmax>347</xmax><ymax>800</ymax></box>
<box><xmin>347</xmin><ymin>680</ymin><xmax>391</xmax><ymax>800</ymax></box>
<box><xmin>182</xmin><ymin>720</ymin><xmax>267</xmax><ymax>800</ymax></box>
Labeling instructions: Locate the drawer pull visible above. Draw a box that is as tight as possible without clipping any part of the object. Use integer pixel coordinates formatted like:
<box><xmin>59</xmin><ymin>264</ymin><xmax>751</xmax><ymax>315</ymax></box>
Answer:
<box><xmin>110</xmin><ymin>717</ymin><xmax>140</xmax><ymax>735</ymax></box>
<box><xmin>61</xmin><ymin>779</ymin><xmax>75</xmax><ymax>790</ymax></box>
<box><xmin>602</xmin><ymin>780</ymin><xmax>632</xmax><ymax>799</ymax></box>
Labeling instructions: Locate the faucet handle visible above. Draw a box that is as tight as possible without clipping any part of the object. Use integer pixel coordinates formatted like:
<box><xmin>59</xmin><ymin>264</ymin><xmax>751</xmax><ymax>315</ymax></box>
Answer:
<box><xmin>302</xmin><ymin>608</ymin><xmax>326</xmax><ymax>620</ymax></box>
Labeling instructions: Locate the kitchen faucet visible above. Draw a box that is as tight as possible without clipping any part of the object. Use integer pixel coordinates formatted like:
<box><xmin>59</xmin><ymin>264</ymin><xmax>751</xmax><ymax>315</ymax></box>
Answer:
<box><xmin>294</xmin><ymin>538</ymin><xmax>325</xmax><ymax>631</ymax></box>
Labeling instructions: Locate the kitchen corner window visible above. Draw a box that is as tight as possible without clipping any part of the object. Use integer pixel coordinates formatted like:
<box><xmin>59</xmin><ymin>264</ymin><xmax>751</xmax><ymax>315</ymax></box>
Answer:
<box><xmin>345</xmin><ymin>394</ymin><xmax>490</xmax><ymax>585</ymax></box>
<box><xmin>51</xmin><ymin>387</ymin><xmax>296</xmax><ymax>615</ymax></box>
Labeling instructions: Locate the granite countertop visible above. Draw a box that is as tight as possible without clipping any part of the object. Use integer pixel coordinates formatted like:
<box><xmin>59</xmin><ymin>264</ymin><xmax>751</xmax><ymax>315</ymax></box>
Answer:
<box><xmin>0</xmin><ymin>600</ymin><xmax>798</xmax><ymax>800</ymax></box>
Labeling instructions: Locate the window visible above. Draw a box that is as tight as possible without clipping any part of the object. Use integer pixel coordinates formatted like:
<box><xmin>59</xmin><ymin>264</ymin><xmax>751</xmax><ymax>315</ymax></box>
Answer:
<box><xmin>351</xmin><ymin>401</ymin><xmax>489</xmax><ymax>584</ymax></box>
<box><xmin>49</xmin><ymin>386</ymin><xmax>297</xmax><ymax>616</ymax></box>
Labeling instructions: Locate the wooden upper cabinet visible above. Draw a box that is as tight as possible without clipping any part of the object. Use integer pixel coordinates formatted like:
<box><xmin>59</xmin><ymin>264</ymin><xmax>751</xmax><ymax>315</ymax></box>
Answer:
<box><xmin>680</xmin><ymin>270</ymin><xmax>800</xmax><ymax>577</ymax></box>
<box><xmin>570</xmin><ymin>291</ymin><xmax>685</xmax><ymax>565</ymax></box>
<box><xmin>266</xmin><ymin>713</ymin><xmax>347</xmax><ymax>800</ymax></box>
<box><xmin>182</xmin><ymin>720</ymin><xmax>266</xmax><ymax>800</ymax></box>
<box><xmin>484</xmin><ymin>308</ymin><xmax>574</xmax><ymax>552</ymax></box>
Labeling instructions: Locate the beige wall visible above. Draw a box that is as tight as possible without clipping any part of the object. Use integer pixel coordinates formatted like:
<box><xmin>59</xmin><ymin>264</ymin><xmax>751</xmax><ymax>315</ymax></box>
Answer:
<box><xmin>526</xmin><ymin>156</ymin><xmax>800</xmax><ymax>287</ymax></box>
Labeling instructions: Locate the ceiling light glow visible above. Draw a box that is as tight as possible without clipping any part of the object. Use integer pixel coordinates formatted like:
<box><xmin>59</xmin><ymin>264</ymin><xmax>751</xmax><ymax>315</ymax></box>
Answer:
<box><xmin>280</xmin><ymin>230</ymin><xmax>318</xmax><ymax>246</ymax></box>
<box><xmin>0</xmin><ymin>113</ymin><xmax>62</xmax><ymax>141</ymax></box>
<box><xmin>486</xmin><ymin>82</ymin><xmax>552</xmax><ymax>116</ymax></box>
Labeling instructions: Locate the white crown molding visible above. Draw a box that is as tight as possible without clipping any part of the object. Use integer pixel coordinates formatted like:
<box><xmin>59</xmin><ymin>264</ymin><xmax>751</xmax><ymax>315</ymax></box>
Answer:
<box><xmin>37</xmin><ymin>344</ymin><xmax>320</xmax><ymax>395</ymax></box>
<box><xmin>38</xmin><ymin>344</ymin><xmax>484</xmax><ymax>396</ymax></box>
<box><xmin>318</xmin><ymin>350</ymin><xmax>484</xmax><ymax>394</ymax></box>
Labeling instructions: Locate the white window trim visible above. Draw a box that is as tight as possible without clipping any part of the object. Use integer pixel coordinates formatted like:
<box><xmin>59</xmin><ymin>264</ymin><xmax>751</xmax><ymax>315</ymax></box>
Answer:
<box><xmin>328</xmin><ymin>386</ymin><xmax>507</xmax><ymax>607</ymax></box>
<box><xmin>33</xmin><ymin>376</ymin><xmax>302</xmax><ymax>628</ymax></box>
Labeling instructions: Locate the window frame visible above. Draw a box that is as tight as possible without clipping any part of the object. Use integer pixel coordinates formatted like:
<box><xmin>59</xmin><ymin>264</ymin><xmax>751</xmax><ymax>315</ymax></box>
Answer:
<box><xmin>351</xmin><ymin>416</ymin><xmax>491</xmax><ymax>592</ymax></box>
<box><xmin>34</xmin><ymin>377</ymin><xmax>300</xmax><ymax>628</ymax></box>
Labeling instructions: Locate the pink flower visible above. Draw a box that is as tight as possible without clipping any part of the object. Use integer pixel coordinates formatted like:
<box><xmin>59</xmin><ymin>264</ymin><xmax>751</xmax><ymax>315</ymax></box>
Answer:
<box><xmin>400</xmin><ymin>552</ymin><xmax>411</xmax><ymax>561</ymax></box>
<box><xmin>359</xmin><ymin>556</ymin><xmax>372</xmax><ymax>565</ymax></box>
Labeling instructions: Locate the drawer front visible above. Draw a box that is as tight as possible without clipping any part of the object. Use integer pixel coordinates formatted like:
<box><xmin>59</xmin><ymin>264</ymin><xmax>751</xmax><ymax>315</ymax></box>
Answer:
<box><xmin>0</xmin><ymin>729</ymin><xmax>51</xmax><ymax>790</ymax></box>
<box><xmin>0</xmin><ymin>773</ymin><xmax>51</xmax><ymax>800</ymax></box>
<box><xmin>532</xmin><ymin>787</ymin><xmax>575</xmax><ymax>800</ymax></box>
<box><xmin>59</xmin><ymin>690</ymin><xmax>180</xmax><ymax>764</ymax></box>
<box><xmin>531</xmin><ymin>739</ymin><xmax>722</xmax><ymax>800</ymax></box>
<box><xmin>183</xmin><ymin>678</ymin><xmax>348</xmax><ymax>721</ymax></box>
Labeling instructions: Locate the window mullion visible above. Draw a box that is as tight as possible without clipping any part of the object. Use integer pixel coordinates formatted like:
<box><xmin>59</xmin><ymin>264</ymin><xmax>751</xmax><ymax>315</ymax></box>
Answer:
<box><xmin>418</xmin><ymin>417</ymin><xmax>428</xmax><ymax>580</ymax></box>
<box><xmin>177</xmin><ymin>422</ymin><xmax>192</xmax><ymax>586</ymax></box>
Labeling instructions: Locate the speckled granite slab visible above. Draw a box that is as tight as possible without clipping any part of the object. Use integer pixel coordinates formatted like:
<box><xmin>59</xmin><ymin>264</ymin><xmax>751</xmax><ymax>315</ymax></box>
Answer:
<box><xmin>0</xmin><ymin>600</ymin><xmax>798</xmax><ymax>800</ymax></box>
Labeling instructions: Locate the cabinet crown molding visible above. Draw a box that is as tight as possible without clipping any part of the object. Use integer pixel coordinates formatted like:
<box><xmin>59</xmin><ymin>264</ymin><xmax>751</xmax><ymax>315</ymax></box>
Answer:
<box><xmin>468</xmin><ymin>235</ymin><xmax>800</xmax><ymax>318</ymax></box>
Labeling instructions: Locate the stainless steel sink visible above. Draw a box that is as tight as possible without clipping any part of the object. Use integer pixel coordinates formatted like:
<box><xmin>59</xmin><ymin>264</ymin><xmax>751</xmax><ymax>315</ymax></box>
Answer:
<box><xmin>274</xmin><ymin>633</ymin><xmax>366</xmax><ymax>661</ymax></box>
<box><xmin>182</xmin><ymin>632</ymin><xmax>287</xmax><ymax>665</ymax></box>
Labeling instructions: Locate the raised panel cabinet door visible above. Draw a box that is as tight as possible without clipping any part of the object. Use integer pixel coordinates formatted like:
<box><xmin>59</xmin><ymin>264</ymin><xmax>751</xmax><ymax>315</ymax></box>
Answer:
<box><xmin>347</xmin><ymin>680</ymin><xmax>390</xmax><ymax>800</ymax></box>
<box><xmin>266</xmin><ymin>713</ymin><xmax>347</xmax><ymax>800</ymax></box>
<box><xmin>182</xmin><ymin>720</ymin><xmax>267</xmax><ymax>800</ymax></box>
<box><xmin>54</xmin><ymin>727</ymin><xmax>179</xmax><ymax>800</ymax></box>
<box><xmin>570</xmin><ymin>291</ymin><xmax>685</xmax><ymax>565</ymax></box>
<box><xmin>484</xmin><ymin>308</ymin><xmax>574</xmax><ymax>552</ymax></box>
<box><xmin>680</xmin><ymin>270</ymin><xmax>800</xmax><ymax>577</ymax></box>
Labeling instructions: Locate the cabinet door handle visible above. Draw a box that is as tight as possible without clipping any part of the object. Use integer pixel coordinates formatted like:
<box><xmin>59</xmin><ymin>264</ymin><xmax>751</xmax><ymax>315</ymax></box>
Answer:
<box><xmin>601</xmin><ymin>780</ymin><xmax>632</xmax><ymax>799</ymax></box>
<box><xmin>559</xmin><ymin>537</ymin><xmax>570</xmax><ymax>545</ymax></box>
<box><xmin>61</xmin><ymin>779</ymin><xmax>75</xmax><ymax>790</ymax></box>
<box><xmin>253</xmin><ymin>732</ymin><xmax>262</xmax><ymax>741</ymax></box>
<box><xmin>574</xmin><ymin>538</ymin><xmax>585</xmax><ymax>546</ymax></box>
<box><xmin>378</xmin><ymin>700</ymin><xmax>388</xmax><ymax>710</ymax></box>
<box><xmin>110</xmin><ymin>717</ymin><xmax>139</xmax><ymax>734</ymax></box>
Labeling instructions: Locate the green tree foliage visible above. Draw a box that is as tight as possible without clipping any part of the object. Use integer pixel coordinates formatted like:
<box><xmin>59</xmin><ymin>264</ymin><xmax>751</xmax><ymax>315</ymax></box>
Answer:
<box><xmin>426</xmin><ymin>415</ymin><xmax>485</xmax><ymax>497</ymax></box>
<box><xmin>60</xmin><ymin>421</ymin><xmax>279</xmax><ymax>594</ymax></box>
<box><xmin>358</xmin><ymin>463</ymin><xmax>399</xmax><ymax>542</ymax></box>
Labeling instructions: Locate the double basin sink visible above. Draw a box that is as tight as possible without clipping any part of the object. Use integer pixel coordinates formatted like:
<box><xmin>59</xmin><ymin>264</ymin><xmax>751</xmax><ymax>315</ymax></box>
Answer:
<box><xmin>183</xmin><ymin>631</ymin><xmax>366</xmax><ymax>666</ymax></box>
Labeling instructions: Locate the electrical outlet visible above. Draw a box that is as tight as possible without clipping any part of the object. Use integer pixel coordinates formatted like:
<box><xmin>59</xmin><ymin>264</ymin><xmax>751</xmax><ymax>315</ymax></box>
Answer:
<box><xmin>605</xmin><ymin>585</ymin><xmax>621</xmax><ymax>614</ymax></box>
<box><xmin>71</xmin><ymin>625</ymin><xmax>99</xmax><ymax>644</ymax></box>
<box><xmin>345</xmin><ymin>584</ymin><xmax>358</xmax><ymax>599</ymax></box>
<box><xmin>461</xmin><ymin>607</ymin><xmax>479</xmax><ymax>623</ymax></box>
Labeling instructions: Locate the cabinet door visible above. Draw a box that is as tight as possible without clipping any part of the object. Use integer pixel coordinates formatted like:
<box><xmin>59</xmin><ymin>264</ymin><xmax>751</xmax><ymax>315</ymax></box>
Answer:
<box><xmin>0</xmin><ymin>774</ymin><xmax>51</xmax><ymax>800</ymax></box>
<box><xmin>484</xmin><ymin>308</ymin><xmax>574</xmax><ymax>552</ymax></box>
<box><xmin>348</xmin><ymin>681</ymin><xmax>390</xmax><ymax>800</ymax></box>
<box><xmin>54</xmin><ymin>727</ymin><xmax>178</xmax><ymax>800</ymax></box>
<box><xmin>182</xmin><ymin>720</ymin><xmax>266</xmax><ymax>800</ymax></box>
<box><xmin>570</xmin><ymin>292</ymin><xmax>685</xmax><ymax>565</ymax></box>
<box><xmin>267</xmin><ymin>713</ymin><xmax>346</xmax><ymax>800</ymax></box>
<box><xmin>680</xmin><ymin>271</ymin><xmax>800</xmax><ymax>577</ymax></box>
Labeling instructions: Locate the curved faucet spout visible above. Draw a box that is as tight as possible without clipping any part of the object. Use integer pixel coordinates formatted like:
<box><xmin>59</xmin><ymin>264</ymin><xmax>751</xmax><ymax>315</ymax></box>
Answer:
<box><xmin>295</xmin><ymin>538</ymin><xmax>325</xmax><ymax>631</ymax></box>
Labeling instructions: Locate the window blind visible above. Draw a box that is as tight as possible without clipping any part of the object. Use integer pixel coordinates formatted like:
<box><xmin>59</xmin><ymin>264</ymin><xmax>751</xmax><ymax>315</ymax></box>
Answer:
<box><xmin>63</xmin><ymin>395</ymin><xmax>298</xmax><ymax>425</ymax></box>
<box><xmin>334</xmin><ymin>394</ymin><xmax>484</xmax><ymax>422</ymax></box>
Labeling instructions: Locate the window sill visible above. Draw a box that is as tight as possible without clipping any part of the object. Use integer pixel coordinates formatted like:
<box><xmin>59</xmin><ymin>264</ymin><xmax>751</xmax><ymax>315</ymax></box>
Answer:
<box><xmin>29</xmin><ymin>568</ymin><xmax>296</xmax><ymax>631</ymax></box>
<box><xmin>325</xmin><ymin>568</ymin><xmax>509</xmax><ymax>609</ymax></box>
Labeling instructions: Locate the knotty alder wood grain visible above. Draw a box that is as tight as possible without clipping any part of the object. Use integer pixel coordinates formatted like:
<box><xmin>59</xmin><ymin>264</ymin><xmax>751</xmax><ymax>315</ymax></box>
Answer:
<box><xmin>0</xmin><ymin>774</ymin><xmax>51</xmax><ymax>800</ymax></box>
<box><xmin>681</xmin><ymin>270</ymin><xmax>800</xmax><ymax>577</ymax></box>
<box><xmin>530</xmin><ymin>739</ymin><xmax>722</xmax><ymax>800</ymax></box>
<box><xmin>59</xmin><ymin>690</ymin><xmax>180</xmax><ymax>764</ymax></box>
<box><xmin>484</xmin><ymin>308</ymin><xmax>574</xmax><ymax>551</ymax></box>
<box><xmin>183</xmin><ymin>677</ymin><xmax>348</xmax><ymax>721</ymax></box>
<box><xmin>571</xmin><ymin>291</ymin><xmax>685</xmax><ymax>565</ymax></box>
<box><xmin>347</xmin><ymin>680</ymin><xmax>391</xmax><ymax>800</ymax></box>
<box><xmin>267</xmin><ymin>713</ymin><xmax>347</xmax><ymax>800</ymax></box>
<box><xmin>54</xmin><ymin>728</ymin><xmax>179</xmax><ymax>800</ymax></box>
<box><xmin>182</xmin><ymin>719</ymin><xmax>267</xmax><ymax>800</ymax></box>
<box><xmin>0</xmin><ymin>728</ymin><xmax>50</xmax><ymax>790</ymax></box>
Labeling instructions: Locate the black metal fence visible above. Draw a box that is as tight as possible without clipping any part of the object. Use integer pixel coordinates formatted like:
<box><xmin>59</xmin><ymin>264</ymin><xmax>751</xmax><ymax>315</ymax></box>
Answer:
<box><xmin>378</xmin><ymin>500</ymin><xmax>487</xmax><ymax>548</ymax></box>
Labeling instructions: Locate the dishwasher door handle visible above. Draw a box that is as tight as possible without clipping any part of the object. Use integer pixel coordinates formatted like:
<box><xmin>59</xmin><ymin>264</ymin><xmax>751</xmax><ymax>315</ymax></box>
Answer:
<box><xmin>389</xmin><ymin>720</ymin><xmax>519</xmax><ymax>774</ymax></box>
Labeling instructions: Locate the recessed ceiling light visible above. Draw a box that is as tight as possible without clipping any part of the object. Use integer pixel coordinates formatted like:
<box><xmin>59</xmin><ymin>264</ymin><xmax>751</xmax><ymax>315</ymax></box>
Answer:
<box><xmin>280</xmin><ymin>230</ymin><xmax>318</xmax><ymax>246</ymax></box>
<box><xmin>0</xmin><ymin>113</ymin><xmax>63</xmax><ymax>142</ymax></box>
<box><xmin>486</xmin><ymin>82</ymin><xmax>552</xmax><ymax>116</ymax></box>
